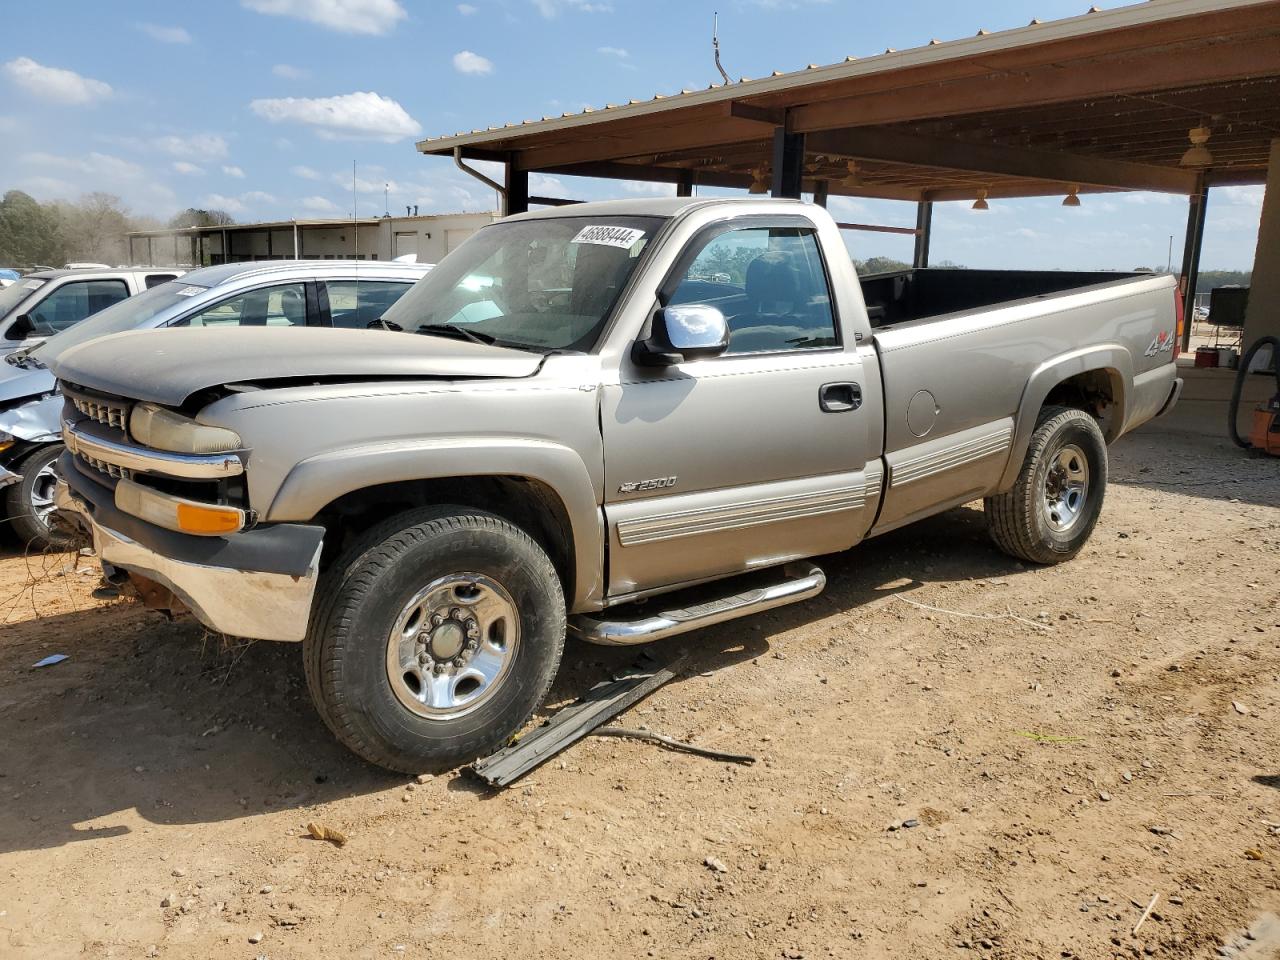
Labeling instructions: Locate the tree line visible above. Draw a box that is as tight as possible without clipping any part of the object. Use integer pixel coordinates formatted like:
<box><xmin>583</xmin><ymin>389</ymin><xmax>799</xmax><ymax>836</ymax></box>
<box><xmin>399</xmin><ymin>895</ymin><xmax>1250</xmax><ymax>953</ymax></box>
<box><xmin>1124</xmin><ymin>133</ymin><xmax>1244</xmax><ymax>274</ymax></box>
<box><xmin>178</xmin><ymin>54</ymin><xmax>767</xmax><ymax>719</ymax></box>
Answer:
<box><xmin>0</xmin><ymin>189</ymin><xmax>235</xmax><ymax>269</ymax></box>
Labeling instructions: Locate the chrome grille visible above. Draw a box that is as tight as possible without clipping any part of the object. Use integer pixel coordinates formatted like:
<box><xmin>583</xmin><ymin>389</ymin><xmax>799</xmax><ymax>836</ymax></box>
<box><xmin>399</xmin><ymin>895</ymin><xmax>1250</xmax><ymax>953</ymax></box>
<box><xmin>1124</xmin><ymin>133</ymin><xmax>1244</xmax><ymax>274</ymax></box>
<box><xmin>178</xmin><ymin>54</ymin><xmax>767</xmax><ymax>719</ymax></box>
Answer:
<box><xmin>71</xmin><ymin>393</ymin><xmax>131</xmax><ymax>430</ymax></box>
<box><xmin>77</xmin><ymin>452</ymin><xmax>133</xmax><ymax>481</ymax></box>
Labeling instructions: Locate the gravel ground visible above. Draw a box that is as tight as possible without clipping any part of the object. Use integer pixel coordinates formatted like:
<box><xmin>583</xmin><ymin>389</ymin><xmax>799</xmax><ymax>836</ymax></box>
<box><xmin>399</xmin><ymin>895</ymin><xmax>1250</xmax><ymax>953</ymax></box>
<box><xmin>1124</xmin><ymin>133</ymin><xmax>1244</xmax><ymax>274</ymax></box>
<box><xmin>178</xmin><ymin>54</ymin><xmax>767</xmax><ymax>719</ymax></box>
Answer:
<box><xmin>0</xmin><ymin>420</ymin><xmax>1277</xmax><ymax>960</ymax></box>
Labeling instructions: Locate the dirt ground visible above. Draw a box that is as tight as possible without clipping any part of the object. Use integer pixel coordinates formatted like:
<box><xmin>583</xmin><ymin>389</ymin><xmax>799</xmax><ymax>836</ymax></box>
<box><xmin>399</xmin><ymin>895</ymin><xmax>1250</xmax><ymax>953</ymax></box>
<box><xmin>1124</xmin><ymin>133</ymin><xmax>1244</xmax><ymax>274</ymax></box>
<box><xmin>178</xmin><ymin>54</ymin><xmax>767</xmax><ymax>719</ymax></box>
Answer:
<box><xmin>1</xmin><ymin>421</ymin><xmax>1278</xmax><ymax>960</ymax></box>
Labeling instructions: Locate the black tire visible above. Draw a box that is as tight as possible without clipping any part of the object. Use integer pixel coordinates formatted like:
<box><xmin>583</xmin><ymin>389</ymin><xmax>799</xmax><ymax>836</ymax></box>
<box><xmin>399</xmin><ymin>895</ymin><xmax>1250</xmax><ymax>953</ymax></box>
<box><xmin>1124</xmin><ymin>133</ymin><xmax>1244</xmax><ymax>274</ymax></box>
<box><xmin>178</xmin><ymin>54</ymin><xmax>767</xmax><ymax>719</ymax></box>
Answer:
<box><xmin>304</xmin><ymin>506</ymin><xmax>566</xmax><ymax>773</ymax></box>
<box><xmin>5</xmin><ymin>444</ymin><xmax>79</xmax><ymax>551</ymax></box>
<box><xmin>985</xmin><ymin>405</ymin><xmax>1108</xmax><ymax>565</ymax></box>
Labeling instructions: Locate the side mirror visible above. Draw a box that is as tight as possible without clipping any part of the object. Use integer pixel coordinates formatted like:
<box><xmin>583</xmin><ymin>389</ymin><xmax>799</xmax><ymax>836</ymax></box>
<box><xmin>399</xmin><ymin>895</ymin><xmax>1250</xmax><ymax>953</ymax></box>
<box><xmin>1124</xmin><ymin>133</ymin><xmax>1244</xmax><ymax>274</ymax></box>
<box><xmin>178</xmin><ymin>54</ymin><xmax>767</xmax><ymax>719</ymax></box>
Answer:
<box><xmin>633</xmin><ymin>305</ymin><xmax>729</xmax><ymax>367</ymax></box>
<box><xmin>5</xmin><ymin>314</ymin><xmax>32</xmax><ymax>341</ymax></box>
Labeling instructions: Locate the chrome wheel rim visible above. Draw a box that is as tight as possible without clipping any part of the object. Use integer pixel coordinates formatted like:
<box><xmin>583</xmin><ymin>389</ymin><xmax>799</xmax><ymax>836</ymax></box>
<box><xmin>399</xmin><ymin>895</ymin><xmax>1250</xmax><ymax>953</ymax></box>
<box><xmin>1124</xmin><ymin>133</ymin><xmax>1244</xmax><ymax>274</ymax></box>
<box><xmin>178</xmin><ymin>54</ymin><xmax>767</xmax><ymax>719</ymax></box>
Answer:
<box><xmin>29</xmin><ymin>459</ymin><xmax>60</xmax><ymax>530</ymax></box>
<box><xmin>1043</xmin><ymin>442</ymin><xmax>1090</xmax><ymax>532</ymax></box>
<box><xmin>385</xmin><ymin>573</ymin><xmax>520</xmax><ymax>720</ymax></box>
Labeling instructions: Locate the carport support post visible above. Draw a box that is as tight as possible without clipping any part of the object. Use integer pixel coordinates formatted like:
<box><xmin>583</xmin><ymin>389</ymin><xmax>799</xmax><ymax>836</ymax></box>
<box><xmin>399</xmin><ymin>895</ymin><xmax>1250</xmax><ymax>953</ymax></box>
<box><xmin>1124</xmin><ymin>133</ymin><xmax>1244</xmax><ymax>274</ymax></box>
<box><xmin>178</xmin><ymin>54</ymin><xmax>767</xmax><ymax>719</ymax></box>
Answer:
<box><xmin>504</xmin><ymin>161</ymin><xmax>529</xmax><ymax>216</ymax></box>
<box><xmin>1242</xmin><ymin>139</ymin><xmax>1280</xmax><ymax>347</ymax></box>
<box><xmin>813</xmin><ymin>180</ymin><xmax>829</xmax><ymax>208</ymax></box>
<box><xmin>771</xmin><ymin>126</ymin><xmax>805</xmax><ymax>200</ymax></box>
<box><xmin>676</xmin><ymin>169</ymin><xmax>694</xmax><ymax>198</ymax></box>
<box><xmin>1179</xmin><ymin>175</ymin><xmax>1209</xmax><ymax>351</ymax></box>
<box><xmin>913</xmin><ymin>200</ymin><xmax>933</xmax><ymax>268</ymax></box>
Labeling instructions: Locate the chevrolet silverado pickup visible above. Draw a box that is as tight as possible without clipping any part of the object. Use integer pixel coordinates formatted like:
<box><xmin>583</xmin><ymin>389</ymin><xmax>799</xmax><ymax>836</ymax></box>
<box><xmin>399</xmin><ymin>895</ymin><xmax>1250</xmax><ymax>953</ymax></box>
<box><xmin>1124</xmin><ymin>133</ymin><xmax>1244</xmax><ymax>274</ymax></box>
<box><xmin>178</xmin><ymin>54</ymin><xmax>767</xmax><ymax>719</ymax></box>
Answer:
<box><xmin>50</xmin><ymin>198</ymin><xmax>1182</xmax><ymax>772</ymax></box>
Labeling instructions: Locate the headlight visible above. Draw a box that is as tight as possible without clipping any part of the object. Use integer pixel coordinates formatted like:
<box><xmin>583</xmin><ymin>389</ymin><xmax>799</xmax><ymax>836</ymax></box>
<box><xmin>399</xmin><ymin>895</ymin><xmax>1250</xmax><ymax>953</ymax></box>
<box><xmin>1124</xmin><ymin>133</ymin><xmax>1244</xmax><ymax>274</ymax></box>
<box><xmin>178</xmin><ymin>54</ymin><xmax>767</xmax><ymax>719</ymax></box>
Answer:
<box><xmin>0</xmin><ymin>431</ymin><xmax>14</xmax><ymax>454</ymax></box>
<box><xmin>129</xmin><ymin>403</ymin><xmax>241</xmax><ymax>454</ymax></box>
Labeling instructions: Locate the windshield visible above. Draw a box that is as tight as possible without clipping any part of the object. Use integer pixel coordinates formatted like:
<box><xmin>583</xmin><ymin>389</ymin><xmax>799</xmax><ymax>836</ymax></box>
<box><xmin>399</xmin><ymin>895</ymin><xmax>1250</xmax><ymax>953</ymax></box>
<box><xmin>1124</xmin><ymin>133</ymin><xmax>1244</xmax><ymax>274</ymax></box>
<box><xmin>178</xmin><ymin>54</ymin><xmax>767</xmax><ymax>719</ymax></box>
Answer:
<box><xmin>0</xmin><ymin>278</ymin><xmax>41</xmax><ymax>322</ymax></box>
<box><xmin>30</xmin><ymin>279</ymin><xmax>209</xmax><ymax>367</ymax></box>
<box><xmin>381</xmin><ymin>215</ymin><xmax>664</xmax><ymax>352</ymax></box>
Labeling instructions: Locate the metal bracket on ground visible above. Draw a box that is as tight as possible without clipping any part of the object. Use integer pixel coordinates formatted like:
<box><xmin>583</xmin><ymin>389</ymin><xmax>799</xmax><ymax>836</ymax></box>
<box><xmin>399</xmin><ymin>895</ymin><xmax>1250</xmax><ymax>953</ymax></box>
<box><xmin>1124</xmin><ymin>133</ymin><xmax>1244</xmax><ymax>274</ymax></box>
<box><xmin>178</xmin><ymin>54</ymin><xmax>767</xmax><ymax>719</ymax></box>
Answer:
<box><xmin>470</xmin><ymin>654</ymin><xmax>687</xmax><ymax>788</ymax></box>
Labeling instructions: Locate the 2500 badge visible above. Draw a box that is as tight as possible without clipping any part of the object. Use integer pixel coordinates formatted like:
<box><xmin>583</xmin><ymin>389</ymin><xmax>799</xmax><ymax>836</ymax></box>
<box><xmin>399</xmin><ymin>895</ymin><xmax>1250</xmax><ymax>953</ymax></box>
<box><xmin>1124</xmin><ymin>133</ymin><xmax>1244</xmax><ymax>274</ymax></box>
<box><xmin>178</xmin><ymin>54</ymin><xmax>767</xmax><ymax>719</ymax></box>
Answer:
<box><xmin>618</xmin><ymin>476</ymin><xmax>678</xmax><ymax>494</ymax></box>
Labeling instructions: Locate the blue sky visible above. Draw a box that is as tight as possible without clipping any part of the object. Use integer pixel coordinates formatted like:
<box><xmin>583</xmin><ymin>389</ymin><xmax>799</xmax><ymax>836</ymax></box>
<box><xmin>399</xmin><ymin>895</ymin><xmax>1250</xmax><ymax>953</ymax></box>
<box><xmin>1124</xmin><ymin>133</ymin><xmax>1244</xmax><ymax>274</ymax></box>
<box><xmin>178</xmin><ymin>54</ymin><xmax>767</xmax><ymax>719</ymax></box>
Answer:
<box><xmin>0</xmin><ymin>0</ymin><xmax>1264</xmax><ymax>271</ymax></box>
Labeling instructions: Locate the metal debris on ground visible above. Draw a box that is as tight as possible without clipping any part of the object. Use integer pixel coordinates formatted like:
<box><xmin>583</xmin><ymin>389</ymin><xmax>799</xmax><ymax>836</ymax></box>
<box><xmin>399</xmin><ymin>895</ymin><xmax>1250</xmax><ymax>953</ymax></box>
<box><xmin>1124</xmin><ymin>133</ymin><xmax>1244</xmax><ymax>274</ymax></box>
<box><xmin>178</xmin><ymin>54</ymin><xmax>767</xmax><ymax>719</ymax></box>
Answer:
<box><xmin>471</xmin><ymin>654</ymin><xmax>686</xmax><ymax>788</ymax></box>
<box><xmin>589</xmin><ymin>726</ymin><xmax>756</xmax><ymax>764</ymax></box>
<box><xmin>31</xmin><ymin>653</ymin><xmax>68</xmax><ymax>668</ymax></box>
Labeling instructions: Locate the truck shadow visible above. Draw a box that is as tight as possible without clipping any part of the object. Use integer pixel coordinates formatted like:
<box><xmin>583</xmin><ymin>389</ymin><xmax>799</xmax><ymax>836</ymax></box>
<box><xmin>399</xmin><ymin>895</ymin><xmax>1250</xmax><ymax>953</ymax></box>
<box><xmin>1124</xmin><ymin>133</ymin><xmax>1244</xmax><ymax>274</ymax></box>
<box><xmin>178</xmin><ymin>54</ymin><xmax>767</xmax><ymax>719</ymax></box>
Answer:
<box><xmin>0</xmin><ymin>503</ymin><xmax>1025</xmax><ymax>854</ymax></box>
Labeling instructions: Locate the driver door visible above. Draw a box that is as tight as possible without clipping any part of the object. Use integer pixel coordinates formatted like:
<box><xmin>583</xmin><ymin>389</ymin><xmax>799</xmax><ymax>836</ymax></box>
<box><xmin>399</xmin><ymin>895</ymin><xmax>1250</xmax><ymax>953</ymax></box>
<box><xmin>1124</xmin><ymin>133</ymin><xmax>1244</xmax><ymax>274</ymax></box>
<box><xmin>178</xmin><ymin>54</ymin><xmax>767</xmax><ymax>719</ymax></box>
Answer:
<box><xmin>600</xmin><ymin>219</ymin><xmax>876</xmax><ymax>599</ymax></box>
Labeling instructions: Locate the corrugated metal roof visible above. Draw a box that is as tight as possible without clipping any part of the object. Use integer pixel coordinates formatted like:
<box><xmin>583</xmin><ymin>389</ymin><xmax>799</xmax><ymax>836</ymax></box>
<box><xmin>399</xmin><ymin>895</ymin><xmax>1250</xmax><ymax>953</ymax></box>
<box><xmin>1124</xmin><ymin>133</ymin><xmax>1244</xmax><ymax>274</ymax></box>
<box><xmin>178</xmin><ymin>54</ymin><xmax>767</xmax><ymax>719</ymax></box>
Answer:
<box><xmin>417</xmin><ymin>0</ymin><xmax>1273</xmax><ymax>153</ymax></box>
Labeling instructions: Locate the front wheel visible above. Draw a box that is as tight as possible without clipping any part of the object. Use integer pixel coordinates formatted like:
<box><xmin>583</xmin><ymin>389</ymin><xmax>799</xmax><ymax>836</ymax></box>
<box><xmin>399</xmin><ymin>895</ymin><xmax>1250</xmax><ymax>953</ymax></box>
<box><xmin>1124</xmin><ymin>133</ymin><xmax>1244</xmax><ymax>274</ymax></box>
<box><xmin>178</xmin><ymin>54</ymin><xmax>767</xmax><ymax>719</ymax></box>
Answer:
<box><xmin>6</xmin><ymin>444</ymin><xmax>81</xmax><ymax>551</ymax></box>
<box><xmin>985</xmin><ymin>406</ymin><xmax>1108</xmax><ymax>565</ymax></box>
<box><xmin>304</xmin><ymin>507</ymin><xmax>566</xmax><ymax>773</ymax></box>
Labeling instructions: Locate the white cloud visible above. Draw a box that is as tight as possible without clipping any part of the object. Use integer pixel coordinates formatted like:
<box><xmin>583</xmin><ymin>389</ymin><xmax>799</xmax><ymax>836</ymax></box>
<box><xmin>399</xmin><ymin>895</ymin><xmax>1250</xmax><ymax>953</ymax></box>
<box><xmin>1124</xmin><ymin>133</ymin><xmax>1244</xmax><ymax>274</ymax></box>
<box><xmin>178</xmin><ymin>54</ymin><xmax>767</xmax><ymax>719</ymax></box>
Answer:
<box><xmin>249</xmin><ymin>91</ymin><xmax>422</xmax><ymax>141</ymax></box>
<box><xmin>532</xmin><ymin>0</ymin><xmax>610</xmax><ymax>16</ymax></box>
<box><xmin>597</xmin><ymin>45</ymin><xmax>629</xmax><ymax>58</ymax></box>
<box><xmin>301</xmin><ymin>195</ymin><xmax>340</xmax><ymax>212</ymax></box>
<box><xmin>3</xmin><ymin>57</ymin><xmax>112</xmax><ymax>105</ymax></box>
<box><xmin>222</xmin><ymin>164</ymin><xmax>246</xmax><ymax>178</ymax></box>
<box><xmin>204</xmin><ymin>193</ymin><xmax>246</xmax><ymax>214</ymax></box>
<box><xmin>21</xmin><ymin>151</ymin><xmax>143</xmax><ymax>180</ymax></box>
<box><xmin>272</xmin><ymin>63</ymin><xmax>310</xmax><ymax>80</ymax></box>
<box><xmin>153</xmin><ymin>133</ymin><xmax>230</xmax><ymax>160</ymax></box>
<box><xmin>457</xmin><ymin>3</ymin><xmax>478</xmax><ymax>12</ymax></box>
<box><xmin>529</xmin><ymin>173</ymin><xmax>565</xmax><ymax>195</ymax></box>
<box><xmin>452</xmin><ymin>51</ymin><xmax>494</xmax><ymax>75</ymax></box>
<box><xmin>1217</xmin><ymin>185</ymin><xmax>1264</xmax><ymax>207</ymax></box>
<box><xmin>623</xmin><ymin>180</ymin><xmax>675</xmax><ymax>196</ymax></box>
<box><xmin>243</xmin><ymin>190</ymin><xmax>277</xmax><ymax>204</ymax></box>
<box><xmin>333</xmin><ymin>171</ymin><xmax>401</xmax><ymax>194</ymax></box>
<box><xmin>172</xmin><ymin>161</ymin><xmax>205</xmax><ymax>175</ymax></box>
<box><xmin>242</xmin><ymin>0</ymin><xmax>407</xmax><ymax>35</ymax></box>
<box><xmin>292</xmin><ymin>164</ymin><xmax>323</xmax><ymax>180</ymax></box>
<box><xmin>137</xmin><ymin>23</ymin><xmax>192</xmax><ymax>44</ymax></box>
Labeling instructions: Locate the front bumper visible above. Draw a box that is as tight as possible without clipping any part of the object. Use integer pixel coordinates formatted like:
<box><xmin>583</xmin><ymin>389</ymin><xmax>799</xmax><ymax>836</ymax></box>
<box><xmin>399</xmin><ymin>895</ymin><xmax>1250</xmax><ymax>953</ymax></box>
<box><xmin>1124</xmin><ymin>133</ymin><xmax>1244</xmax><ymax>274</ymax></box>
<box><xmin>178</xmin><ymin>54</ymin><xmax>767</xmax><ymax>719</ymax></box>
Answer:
<box><xmin>57</xmin><ymin>472</ymin><xmax>324</xmax><ymax>642</ymax></box>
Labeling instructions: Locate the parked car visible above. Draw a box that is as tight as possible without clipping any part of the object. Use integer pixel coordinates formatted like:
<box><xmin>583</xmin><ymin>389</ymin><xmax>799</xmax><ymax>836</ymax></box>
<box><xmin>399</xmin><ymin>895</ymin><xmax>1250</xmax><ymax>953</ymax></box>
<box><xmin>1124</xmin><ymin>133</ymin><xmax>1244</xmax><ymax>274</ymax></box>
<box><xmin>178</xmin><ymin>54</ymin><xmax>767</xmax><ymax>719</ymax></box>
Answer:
<box><xmin>1</xmin><ymin>259</ymin><xmax>429</xmax><ymax>547</ymax></box>
<box><xmin>0</xmin><ymin>268</ymin><xmax>20</xmax><ymax>288</ymax></box>
<box><xmin>51</xmin><ymin>198</ymin><xmax>1182</xmax><ymax>772</ymax></box>
<box><xmin>0</xmin><ymin>266</ymin><xmax>188</xmax><ymax>358</ymax></box>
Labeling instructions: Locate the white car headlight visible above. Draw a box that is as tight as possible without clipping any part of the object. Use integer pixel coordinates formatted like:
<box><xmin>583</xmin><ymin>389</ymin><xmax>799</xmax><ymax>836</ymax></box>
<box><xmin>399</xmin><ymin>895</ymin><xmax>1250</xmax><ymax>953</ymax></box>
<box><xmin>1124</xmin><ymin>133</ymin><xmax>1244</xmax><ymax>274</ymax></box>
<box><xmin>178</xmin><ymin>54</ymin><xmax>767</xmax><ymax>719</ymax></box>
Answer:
<box><xmin>129</xmin><ymin>403</ymin><xmax>241</xmax><ymax>455</ymax></box>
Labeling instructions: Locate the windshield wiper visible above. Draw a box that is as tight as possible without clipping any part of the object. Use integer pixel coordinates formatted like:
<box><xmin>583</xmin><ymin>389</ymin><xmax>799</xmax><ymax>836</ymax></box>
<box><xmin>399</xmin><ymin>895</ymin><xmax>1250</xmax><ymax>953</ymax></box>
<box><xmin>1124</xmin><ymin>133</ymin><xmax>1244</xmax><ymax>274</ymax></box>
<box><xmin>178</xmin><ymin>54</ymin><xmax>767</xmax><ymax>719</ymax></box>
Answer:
<box><xmin>4</xmin><ymin>350</ymin><xmax>43</xmax><ymax>370</ymax></box>
<box><xmin>415</xmin><ymin>323</ymin><xmax>499</xmax><ymax>346</ymax></box>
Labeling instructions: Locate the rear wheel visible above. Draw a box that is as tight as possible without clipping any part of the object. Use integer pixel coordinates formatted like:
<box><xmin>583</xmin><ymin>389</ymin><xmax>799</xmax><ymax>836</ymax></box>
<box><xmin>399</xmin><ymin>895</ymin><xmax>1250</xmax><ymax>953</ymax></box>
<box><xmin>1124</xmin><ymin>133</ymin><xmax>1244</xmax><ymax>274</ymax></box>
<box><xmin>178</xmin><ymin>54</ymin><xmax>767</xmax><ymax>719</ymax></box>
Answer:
<box><xmin>304</xmin><ymin>507</ymin><xmax>565</xmax><ymax>773</ymax></box>
<box><xmin>6</xmin><ymin>444</ymin><xmax>79</xmax><ymax>551</ymax></box>
<box><xmin>985</xmin><ymin>406</ymin><xmax>1107</xmax><ymax>564</ymax></box>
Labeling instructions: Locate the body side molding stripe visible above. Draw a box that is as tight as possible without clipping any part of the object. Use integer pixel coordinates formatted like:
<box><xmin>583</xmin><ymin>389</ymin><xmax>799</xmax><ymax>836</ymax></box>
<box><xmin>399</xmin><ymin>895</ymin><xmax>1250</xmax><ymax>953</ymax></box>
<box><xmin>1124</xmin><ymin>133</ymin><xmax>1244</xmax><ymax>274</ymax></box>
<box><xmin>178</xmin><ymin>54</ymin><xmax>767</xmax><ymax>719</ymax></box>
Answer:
<box><xmin>890</xmin><ymin>424</ymin><xmax>1013</xmax><ymax>487</ymax></box>
<box><xmin>617</xmin><ymin>483</ymin><xmax>865</xmax><ymax>547</ymax></box>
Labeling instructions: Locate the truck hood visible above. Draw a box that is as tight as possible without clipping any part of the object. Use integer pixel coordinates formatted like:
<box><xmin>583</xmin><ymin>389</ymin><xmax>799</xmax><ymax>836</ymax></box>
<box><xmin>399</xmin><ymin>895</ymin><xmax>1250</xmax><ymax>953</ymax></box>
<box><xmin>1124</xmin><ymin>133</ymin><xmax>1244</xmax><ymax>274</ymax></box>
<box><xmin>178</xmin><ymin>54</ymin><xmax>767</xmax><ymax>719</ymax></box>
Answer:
<box><xmin>49</xmin><ymin>327</ymin><xmax>545</xmax><ymax>406</ymax></box>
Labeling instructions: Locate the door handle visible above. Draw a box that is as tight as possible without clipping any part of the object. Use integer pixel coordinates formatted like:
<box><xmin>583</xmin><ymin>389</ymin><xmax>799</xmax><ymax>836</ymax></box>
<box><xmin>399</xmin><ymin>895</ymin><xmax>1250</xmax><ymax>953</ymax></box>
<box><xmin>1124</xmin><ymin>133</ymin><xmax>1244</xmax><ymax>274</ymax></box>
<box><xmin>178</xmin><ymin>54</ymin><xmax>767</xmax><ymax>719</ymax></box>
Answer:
<box><xmin>819</xmin><ymin>381</ymin><xmax>862</xmax><ymax>413</ymax></box>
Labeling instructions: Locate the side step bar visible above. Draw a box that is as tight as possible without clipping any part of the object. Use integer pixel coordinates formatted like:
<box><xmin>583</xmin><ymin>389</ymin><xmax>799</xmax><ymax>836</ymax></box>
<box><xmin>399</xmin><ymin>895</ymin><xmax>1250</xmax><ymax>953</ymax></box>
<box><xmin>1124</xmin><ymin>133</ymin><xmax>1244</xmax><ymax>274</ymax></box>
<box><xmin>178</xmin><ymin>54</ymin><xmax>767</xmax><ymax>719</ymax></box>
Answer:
<box><xmin>568</xmin><ymin>562</ymin><xmax>826</xmax><ymax>646</ymax></box>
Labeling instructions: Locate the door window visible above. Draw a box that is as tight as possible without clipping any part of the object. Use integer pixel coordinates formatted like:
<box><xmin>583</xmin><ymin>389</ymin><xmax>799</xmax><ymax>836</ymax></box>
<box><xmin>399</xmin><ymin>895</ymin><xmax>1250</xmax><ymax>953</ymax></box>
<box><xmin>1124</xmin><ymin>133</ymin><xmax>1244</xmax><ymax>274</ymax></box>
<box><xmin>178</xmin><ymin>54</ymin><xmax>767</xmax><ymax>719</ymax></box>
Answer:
<box><xmin>669</xmin><ymin>226</ymin><xmax>837</xmax><ymax>355</ymax></box>
<box><xmin>324</xmin><ymin>279</ymin><xmax>415</xmax><ymax>329</ymax></box>
<box><xmin>27</xmin><ymin>279</ymin><xmax>130</xmax><ymax>333</ymax></box>
<box><xmin>176</xmin><ymin>282</ymin><xmax>307</xmax><ymax>327</ymax></box>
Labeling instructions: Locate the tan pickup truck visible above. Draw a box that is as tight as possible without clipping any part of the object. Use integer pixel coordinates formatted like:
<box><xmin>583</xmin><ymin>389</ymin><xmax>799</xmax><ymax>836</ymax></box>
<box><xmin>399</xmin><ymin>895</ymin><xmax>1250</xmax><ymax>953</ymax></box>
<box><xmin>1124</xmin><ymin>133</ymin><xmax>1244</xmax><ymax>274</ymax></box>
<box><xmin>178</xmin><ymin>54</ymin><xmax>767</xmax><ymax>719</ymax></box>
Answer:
<box><xmin>52</xmin><ymin>198</ymin><xmax>1182</xmax><ymax>772</ymax></box>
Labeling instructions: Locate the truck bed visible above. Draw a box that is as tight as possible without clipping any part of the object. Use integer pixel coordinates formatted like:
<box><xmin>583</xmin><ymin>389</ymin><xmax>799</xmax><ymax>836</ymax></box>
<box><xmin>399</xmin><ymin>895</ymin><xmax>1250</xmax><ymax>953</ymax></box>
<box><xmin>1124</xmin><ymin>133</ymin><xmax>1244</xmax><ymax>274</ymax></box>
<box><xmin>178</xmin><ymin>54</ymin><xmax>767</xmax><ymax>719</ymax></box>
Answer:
<box><xmin>859</xmin><ymin>268</ymin><xmax>1148</xmax><ymax>327</ymax></box>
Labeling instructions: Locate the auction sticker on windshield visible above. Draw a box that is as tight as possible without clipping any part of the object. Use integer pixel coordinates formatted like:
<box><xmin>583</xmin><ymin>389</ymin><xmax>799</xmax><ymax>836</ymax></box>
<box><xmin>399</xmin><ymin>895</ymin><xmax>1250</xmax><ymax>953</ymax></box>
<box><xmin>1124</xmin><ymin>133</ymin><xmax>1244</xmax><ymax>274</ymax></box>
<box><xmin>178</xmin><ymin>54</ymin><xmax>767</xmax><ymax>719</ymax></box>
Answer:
<box><xmin>571</xmin><ymin>225</ymin><xmax>646</xmax><ymax>249</ymax></box>
<box><xmin>23</xmin><ymin>279</ymin><xmax>46</xmax><ymax>290</ymax></box>
<box><xmin>174</xmin><ymin>285</ymin><xmax>207</xmax><ymax>297</ymax></box>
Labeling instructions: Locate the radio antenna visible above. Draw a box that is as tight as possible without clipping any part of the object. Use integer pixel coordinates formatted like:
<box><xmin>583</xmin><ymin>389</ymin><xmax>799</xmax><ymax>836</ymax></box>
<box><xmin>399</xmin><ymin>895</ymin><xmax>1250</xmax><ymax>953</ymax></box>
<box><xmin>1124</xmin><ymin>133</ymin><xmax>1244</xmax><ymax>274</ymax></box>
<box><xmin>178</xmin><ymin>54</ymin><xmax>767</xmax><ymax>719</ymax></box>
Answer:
<box><xmin>713</xmin><ymin>12</ymin><xmax>730</xmax><ymax>85</ymax></box>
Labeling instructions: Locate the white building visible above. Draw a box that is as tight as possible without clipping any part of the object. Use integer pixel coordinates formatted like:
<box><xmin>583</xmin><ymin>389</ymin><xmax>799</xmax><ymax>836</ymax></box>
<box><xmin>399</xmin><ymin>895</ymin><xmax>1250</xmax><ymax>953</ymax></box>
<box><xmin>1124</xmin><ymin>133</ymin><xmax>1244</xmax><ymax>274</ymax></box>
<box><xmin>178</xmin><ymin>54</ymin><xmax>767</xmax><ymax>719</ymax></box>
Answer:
<box><xmin>126</xmin><ymin>211</ymin><xmax>498</xmax><ymax>267</ymax></box>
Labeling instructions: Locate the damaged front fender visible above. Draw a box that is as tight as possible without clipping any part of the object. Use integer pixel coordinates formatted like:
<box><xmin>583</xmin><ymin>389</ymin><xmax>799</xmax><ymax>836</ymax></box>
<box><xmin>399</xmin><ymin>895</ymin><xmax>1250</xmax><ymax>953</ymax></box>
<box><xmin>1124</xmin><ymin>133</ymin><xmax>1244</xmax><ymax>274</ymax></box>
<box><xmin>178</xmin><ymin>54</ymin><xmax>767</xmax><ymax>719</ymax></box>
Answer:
<box><xmin>0</xmin><ymin>391</ymin><xmax>63</xmax><ymax>445</ymax></box>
